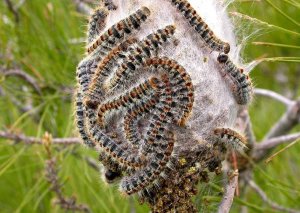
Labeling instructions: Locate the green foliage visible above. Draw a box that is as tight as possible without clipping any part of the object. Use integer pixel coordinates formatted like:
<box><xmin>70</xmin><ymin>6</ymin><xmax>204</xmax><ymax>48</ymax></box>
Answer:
<box><xmin>0</xmin><ymin>0</ymin><xmax>299</xmax><ymax>212</ymax></box>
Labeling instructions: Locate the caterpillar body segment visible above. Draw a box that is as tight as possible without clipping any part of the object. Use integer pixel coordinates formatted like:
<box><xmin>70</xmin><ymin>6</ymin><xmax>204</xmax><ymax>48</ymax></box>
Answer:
<box><xmin>213</xmin><ymin>128</ymin><xmax>248</xmax><ymax>152</ymax></box>
<box><xmin>87</xmin><ymin>7</ymin><xmax>109</xmax><ymax>44</ymax></box>
<box><xmin>170</xmin><ymin>0</ymin><xmax>230</xmax><ymax>54</ymax></box>
<box><xmin>103</xmin><ymin>0</ymin><xmax>117</xmax><ymax>11</ymax></box>
<box><xmin>97</xmin><ymin>77</ymin><xmax>163</xmax><ymax>127</ymax></box>
<box><xmin>87</xmin><ymin>7</ymin><xmax>151</xmax><ymax>54</ymax></box>
<box><xmin>119</xmin><ymin>74</ymin><xmax>175</xmax><ymax>195</ymax></box>
<box><xmin>120</xmin><ymin>130</ymin><xmax>175</xmax><ymax>195</ymax></box>
<box><xmin>89</xmin><ymin>123</ymin><xmax>146</xmax><ymax>168</ymax></box>
<box><xmin>106</xmin><ymin>25</ymin><xmax>176</xmax><ymax>90</ymax></box>
<box><xmin>85</xmin><ymin>38</ymin><xmax>138</xmax><ymax>106</ymax></box>
<box><xmin>145</xmin><ymin>57</ymin><xmax>194</xmax><ymax>126</ymax></box>
<box><xmin>123</xmin><ymin>96</ymin><xmax>160</xmax><ymax>146</ymax></box>
<box><xmin>77</xmin><ymin>55</ymin><xmax>103</xmax><ymax>94</ymax></box>
<box><xmin>217</xmin><ymin>54</ymin><xmax>253</xmax><ymax>105</ymax></box>
<box><xmin>85</xmin><ymin>78</ymin><xmax>163</xmax><ymax>169</ymax></box>
<box><xmin>75</xmin><ymin>90</ymin><xmax>96</xmax><ymax>147</ymax></box>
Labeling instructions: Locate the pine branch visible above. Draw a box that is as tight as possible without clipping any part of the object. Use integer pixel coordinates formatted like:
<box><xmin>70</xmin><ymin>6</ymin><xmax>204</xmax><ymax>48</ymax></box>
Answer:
<box><xmin>0</xmin><ymin>130</ymin><xmax>81</xmax><ymax>145</ymax></box>
<box><xmin>254</xmin><ymin>88</ymin><xmax>294</xmax><ymax>106</ymax></box>
<box><xmin>218</xmin><ymin>170</ymin><xmax>239</xmax><ymax>213</ymax></box>
<box><xmin>248</xmin><ymin>180</ymin><xmax>300</xmax><ymax>213</ymax></box>
<box><xmin>255</xmin><ymin>132</ymin><xmax>300</xmax><ymax>151</ymax></box>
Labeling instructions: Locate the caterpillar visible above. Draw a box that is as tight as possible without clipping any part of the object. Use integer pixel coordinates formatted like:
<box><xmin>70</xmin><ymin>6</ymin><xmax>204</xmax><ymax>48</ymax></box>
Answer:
<box><xmin>97</xmin><ymin>77</ymin><xmax>162</xmax><ymax>127</ymax></box>
<box><xmin>169</xmin><ymin>0</ymin><xmax>230</xmax><ymax>54</ymax></box>
<box><xmin>120</xmin><ymin>75</ymin><xmax>175</xmax><ymax>195</ymax></box>
<box><xmin>87</xmin><ymin>7</ymin><xmax>151</xmax><ymax>54</ymax></box>
<box><xmin>145</xmin><ymin>57</ymin><xmax>194</xmax><ymax>126</ymax></box>
<box><xmin>105</xmin><ymin>25</ymin><xmax>176</xmax><ymax>90</ymax></box>
<box><xmin>213</xmin><ymin>128</ymin><xmax>248</xmax><ymax>152</ymax></box>
<box><xmin>217</xmin><ymin>54</ymin><xmax>253</xmax><ymax>105</ymax></box>
<box><xmin>123</xmin><ymin>96</ymin><xmax>159</xmax><ymax>146</ymax></box>
<box><xmin>87</xmin><ymin>6</ymin><xmax>109</xmax><ymax>44</ymax></box>
<box><xmin>75</xmin><ymin>90</ymin><xmax>96</xmax><ymax>147</ymax></box>
<box><xmin>85</xmin><ymin>38</ymin><xmax>138</xmax><ymax>105</ymax></box>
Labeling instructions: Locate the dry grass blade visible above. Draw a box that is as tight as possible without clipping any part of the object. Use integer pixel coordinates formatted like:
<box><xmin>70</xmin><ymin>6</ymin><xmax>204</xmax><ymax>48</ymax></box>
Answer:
<box><xmin>230</xmin><ymin>12</ymin><xmax>300</xmax><ymax>37</ymax></box>
<box><xmin>257</xmin><ymin>57</ymin><xmax>300</xmax><ymax>63</ymax></box>
<box><xmin>252</xmin><ymin>42</ymin><xmax>300</xmax><ymax>49</ymax></box>
<box><xmin>265</xmin><ymin>139</ymin><xmax>300</xmax><ymax>163</ymax></box>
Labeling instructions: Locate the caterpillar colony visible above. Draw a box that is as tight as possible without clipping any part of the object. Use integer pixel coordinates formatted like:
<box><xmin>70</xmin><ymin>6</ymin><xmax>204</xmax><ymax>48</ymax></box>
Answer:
<box><xmin>75</xmin><ymin>0</ymin><xmax>252</xmax><ymax>212</ymax></box>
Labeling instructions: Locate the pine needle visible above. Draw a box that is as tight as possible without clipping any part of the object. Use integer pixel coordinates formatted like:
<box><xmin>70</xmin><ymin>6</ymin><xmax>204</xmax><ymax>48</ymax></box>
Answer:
<box><xmin>265</xmin><ymin>139</ymin><xmax>300</xmax><ymax>163</ymax></box>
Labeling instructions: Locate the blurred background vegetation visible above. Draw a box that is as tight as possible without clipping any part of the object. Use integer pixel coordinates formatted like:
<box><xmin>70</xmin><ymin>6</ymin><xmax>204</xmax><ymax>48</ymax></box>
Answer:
<box><xmin>0</xmin><ymin>0</ymin><xmax>299</xmax><ymax>212</ymax></box>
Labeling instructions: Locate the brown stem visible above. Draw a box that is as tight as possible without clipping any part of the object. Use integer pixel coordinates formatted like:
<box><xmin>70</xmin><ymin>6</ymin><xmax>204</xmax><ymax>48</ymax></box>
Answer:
<box><xmin>45</xmin><ymin>157</ymin><xmax>90</xmax><ymax>212</ymax></box>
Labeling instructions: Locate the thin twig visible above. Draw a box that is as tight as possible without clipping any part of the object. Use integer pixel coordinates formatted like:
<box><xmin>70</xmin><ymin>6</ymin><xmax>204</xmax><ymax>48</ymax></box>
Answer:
<box><xmin>44</xmin><ymin>133</ymin><xmax>90</xmax><ymax>212</ymax></box>
<box><xmin>254</xmin><ymin>88</ymin><xmax>294</xmax><ymax>106</ymax></box>
<box><xmin>46</xmin><ymin>158</ymin><xmax>90</xmax><ymax>212</ymax></box>
<box><xmin>1</xmin><ymin>67</ymin><xmax>42</xmax><ymax>94</ymax></box>
<box><xmin>0</xmin><ymin>131</ymin><xmax>81</xmax><ymax>145</ymax></box>
<box><xmin>254</xmin><ymin>99</ymin><xmax>300</xmax><ymax>161</ymax></box>
<box><xmin>4</xmin><ymin>0</ymin><xmax>19</xmax><ymax>23</ymax></box>
<box><xmin>218</xmin><ymin>170</ymin><xmax>239</xmax><ymax>213</ymax></box>
<box><xmin>255</xmin><ymin>132</ymin><xmax>300</xmax><ymax>151</ymax></box>
<box><xmin>265</xmin><ymin>100</ymin><xmax>300</xmax><ymax>139</ymax></box>
<box><xmin>236</xmin><ymin>109</ymin><xmax>256</xmax><ymax>149</ymax></box>
<box><xmin>248</xmin><ymin>180</ymin><xmax>300</xmax><ymax>213</ymax></box>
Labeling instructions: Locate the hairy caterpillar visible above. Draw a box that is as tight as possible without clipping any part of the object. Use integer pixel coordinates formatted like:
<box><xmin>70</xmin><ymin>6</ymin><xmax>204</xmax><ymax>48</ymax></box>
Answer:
<box><xmin>106</xmin><ymin>25</ymin><xmax>176</xmax><ymax>90</ymax></box>
<box><xmin>213</xmin><ymin>128</ymin><xmax>247</xmax><ymax>152</ymax></box>
<box><xmin>217</xmin><ymin>54</ymin><xmax>253</xmax><ymax>105</ymax></box>
<box><xmin>87</xmin><ymin>7</ymin><xmax>151</xmax><ymax>54</ymax></box>
<box><xmin>169</xmin><ymin>0</ymin><xmax>230</xmax><ymax>53</ymax></box>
